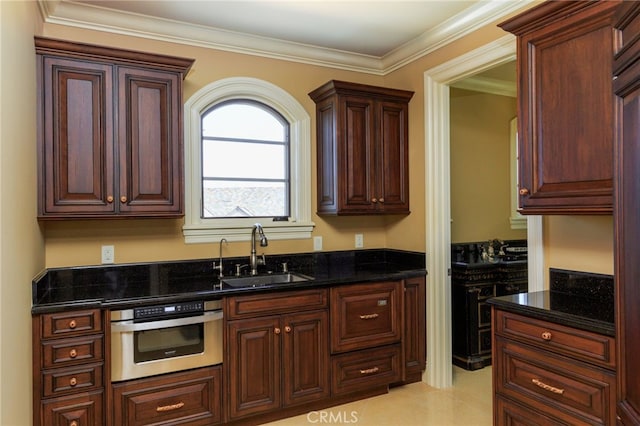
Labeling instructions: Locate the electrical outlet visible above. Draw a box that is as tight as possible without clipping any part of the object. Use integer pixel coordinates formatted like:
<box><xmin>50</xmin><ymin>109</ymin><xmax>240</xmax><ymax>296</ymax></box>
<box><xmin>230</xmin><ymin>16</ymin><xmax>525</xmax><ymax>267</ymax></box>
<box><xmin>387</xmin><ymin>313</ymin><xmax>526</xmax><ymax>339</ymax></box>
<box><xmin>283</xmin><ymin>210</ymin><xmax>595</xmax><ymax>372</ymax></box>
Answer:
<box><xmin>355</xmin><ymin>233</ymin><xmax>364</xmax><ymax>248</ymax></box>
<box><xmin>101</xmin><ymin>245</ymin><xmax>115</xmax><ymax>264</ymax></box>
<box><xmin>313</xmin><ymin>236</ymin><xmax>323</xmax><ymax>251</ymax></box>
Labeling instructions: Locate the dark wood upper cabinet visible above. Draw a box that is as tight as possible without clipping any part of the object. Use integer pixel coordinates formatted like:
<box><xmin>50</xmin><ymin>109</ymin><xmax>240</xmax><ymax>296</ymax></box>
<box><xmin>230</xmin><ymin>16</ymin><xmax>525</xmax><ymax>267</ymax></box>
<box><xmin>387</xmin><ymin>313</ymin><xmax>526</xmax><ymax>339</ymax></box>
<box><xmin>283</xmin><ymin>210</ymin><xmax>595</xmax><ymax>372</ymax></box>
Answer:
<box><xmin>35</xmin><ymin>37</ymin><xmax>194</xmax><ymax>219</ymax></box>
<box><xmin>499</xmin><ymin>1</ymin><xmax>621</xmax><ymax>214</ymax></box>
<box><xmin>309</xmin><ymin>80</ymin><xmax>414</xmax><ymax>215</ymax></box>
<box><xmin>613</xmin><ymin>3</ymin><xmax>640</xmax><ymax>425</ymax></box>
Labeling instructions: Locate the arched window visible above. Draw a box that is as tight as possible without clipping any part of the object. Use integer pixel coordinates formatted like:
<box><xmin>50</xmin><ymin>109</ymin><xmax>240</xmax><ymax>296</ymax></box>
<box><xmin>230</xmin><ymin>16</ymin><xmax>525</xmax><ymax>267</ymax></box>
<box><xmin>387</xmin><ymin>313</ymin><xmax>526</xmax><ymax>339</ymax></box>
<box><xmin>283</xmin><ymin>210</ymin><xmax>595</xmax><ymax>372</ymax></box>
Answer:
<box><xmin>183</xmin><ymin>77</ymin><xmax>313</xmax><ymax>243</ymax></box>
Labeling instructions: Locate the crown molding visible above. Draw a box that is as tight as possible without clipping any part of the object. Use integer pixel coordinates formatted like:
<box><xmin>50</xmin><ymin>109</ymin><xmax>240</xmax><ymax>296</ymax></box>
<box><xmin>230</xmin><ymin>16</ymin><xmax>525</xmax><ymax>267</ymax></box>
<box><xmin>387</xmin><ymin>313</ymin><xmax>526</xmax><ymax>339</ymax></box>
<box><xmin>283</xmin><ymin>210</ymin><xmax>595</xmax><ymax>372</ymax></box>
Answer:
<box><xmin>39</xmin><ymin>0</ymin><xmax>535</xmax><ymax>75</ymax></box>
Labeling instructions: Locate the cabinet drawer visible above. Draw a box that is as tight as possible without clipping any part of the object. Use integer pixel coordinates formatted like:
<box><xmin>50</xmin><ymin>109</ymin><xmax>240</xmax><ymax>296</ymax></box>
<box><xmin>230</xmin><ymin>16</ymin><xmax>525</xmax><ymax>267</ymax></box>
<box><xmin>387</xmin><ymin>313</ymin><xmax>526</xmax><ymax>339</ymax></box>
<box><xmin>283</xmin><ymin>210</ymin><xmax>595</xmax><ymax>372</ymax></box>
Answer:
<box><xmin>42</xmin><ymin>335</ymin><xmax>103</xmax><ymax>369</ymax></box>
<box><xmin>42</xmin><ymin>362</ymin><xmax>103</xmax><ymax>397</ymax></box>
<box><xmin>331</xmin><ymin>344</ymin><xmax>401</xmax><ymax>395</ymax></box>
<box><xmin>112</xmin><ymin>366</ymin><xmax>221</xmax><ymax>426</ymax></box>
<box><xmin>495</xmin><ymin>395</ymin><xmax>566</xmax><ymax>426</ymax></box>
<box><xmin>41</xmin><ymin>309</ymin><xmax>102</xmax><ymax>339</ymax></box>
<box><xmin>495</xmin><ymin>310</ymin><xmax>615</xmax><ymax>369</ymax></box>
<box><xmin>495</xmin><ymin>337</ymin><xmax>616</xmax><ymax>425</ymax></box>
<box><xmin>330</xmin><ymin>281</ymin><xmax>402</xmax><ymax>353</ymax></box>
<box><xmin>226</xmin><ymin>288</ymin><xmax>328</xmax><ymax>319</ymax></box>
<box><xmin>41</xmin><ymin>390</ymin><xmax>104</xmax><ymax>426</ymax></box>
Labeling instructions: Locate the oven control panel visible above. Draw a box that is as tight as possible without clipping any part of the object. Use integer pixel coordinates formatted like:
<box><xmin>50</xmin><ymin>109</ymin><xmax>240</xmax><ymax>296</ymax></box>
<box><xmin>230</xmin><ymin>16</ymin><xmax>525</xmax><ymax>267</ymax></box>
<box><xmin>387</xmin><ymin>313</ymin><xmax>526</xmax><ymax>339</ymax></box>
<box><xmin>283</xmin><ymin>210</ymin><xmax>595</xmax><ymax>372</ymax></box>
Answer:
<box><xmin>134</xmin><ymin>301</ymin><xmax>204</xmax><ymax>320</ymax></box>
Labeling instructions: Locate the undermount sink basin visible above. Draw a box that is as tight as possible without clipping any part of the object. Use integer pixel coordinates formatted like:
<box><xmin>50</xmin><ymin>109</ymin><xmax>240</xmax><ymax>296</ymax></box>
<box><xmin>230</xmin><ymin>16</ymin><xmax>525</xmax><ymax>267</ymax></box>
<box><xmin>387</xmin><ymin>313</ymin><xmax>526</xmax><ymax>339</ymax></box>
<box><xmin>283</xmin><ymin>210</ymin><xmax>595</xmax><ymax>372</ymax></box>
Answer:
<box><xmin>221</xmin><ymin>272</ymin><xmax>313</xmax><ymax>288</ymax></box>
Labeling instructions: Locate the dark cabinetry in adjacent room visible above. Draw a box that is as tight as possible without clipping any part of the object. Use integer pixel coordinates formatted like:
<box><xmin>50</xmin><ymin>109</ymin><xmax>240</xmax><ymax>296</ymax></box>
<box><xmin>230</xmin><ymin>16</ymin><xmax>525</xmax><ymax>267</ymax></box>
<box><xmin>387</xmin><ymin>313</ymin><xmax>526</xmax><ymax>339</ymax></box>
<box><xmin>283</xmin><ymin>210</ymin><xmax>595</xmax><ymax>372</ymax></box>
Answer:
<box><xmin>35</xmin><ymin>37</ymin><xmax>194</xmax><ymax>219</ymax></box>
<box><xmin>451</xmin><ymin>242</ymin><xmax>527</xmax><ymax>370</ymax></box>
<box><xmin>309</xmin><ymin>80</ymin><xmax>414</xmax><ymax>215</ymax></box>
<box><xmin>499</xmin><ymin>1</ymin><xmax>620</xmax><ymax>214</ymax></box>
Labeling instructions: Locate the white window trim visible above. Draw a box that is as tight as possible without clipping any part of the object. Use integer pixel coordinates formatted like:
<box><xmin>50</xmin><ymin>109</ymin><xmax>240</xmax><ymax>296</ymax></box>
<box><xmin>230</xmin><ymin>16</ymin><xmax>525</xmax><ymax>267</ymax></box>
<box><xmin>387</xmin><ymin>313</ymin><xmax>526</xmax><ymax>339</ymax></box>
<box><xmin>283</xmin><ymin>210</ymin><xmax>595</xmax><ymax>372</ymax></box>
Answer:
<box><xmin>183</xmin><ymin>77</ymin><xmax>314</xmax><ymax>243</ymax></box>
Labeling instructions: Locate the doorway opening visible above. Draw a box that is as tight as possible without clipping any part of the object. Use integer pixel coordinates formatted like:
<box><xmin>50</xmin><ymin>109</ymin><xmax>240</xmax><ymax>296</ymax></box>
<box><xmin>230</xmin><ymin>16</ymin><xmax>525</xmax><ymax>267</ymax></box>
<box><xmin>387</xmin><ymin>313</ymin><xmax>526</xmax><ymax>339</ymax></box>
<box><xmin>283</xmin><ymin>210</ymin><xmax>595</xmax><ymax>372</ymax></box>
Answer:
<box><xmin>423</xmin><ymin>35</ymin><xmax>543</xmax><ymax>388</ymax></box>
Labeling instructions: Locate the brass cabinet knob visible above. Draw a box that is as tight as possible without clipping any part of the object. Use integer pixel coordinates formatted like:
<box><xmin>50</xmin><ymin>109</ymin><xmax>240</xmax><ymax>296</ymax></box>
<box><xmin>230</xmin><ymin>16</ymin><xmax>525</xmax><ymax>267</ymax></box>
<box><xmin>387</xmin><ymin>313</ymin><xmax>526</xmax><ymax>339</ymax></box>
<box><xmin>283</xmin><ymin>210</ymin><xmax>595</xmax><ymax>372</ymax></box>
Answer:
<box><xmin>120</xmin><ymin>196</ymin><xmax>127</xmax><ymax>203</ymax></box>
<box><xmin>69</xmin><ymin>349</ymin><xmax>77</xmax><ymax>358</ymax></box>
<box><xmin>519</xmin><ymin>188</ymin><xmax>530</xmax><ymax>195</ymax></box>
<box><xmin>70</xmin><ymin>421</ymin><xmax>78</xmax><ymax>426</ymax></box>
<box><xmin>541</xmin><ymin>331</ymin><xmax>552</xmax><ymax>341</ymax></box>
<box><xmin>69</xmin><ymin>377</ymin><xmax>77</xmax><ymax>387</ymax></box>
<box><xmin>274</xmin><ymin>327</ymin><xmax>281</xmax><ymax>335</ymax></box>
<box><xmin>284</xmin><ymin>326</ymin><xmax>292</xmax><ymax>333</ymax></box>
<box><xmin>68</xmin><ymin>320</ymin><xmax>77</xmax><ymax>329</ymax></box>
<box><xmin>371</xmin><ymin>198</ymin><xmax>378</xmax><ymax>203</ymax></box>
<box><xmin>379</xmin><ymin>198</ymin><xmax>385</xmax><ymax>203</ymax></box>
<box><xmin>107</xmin><ymin>196</ymin><xmax>114</xmax><ymax>203</ymax></box>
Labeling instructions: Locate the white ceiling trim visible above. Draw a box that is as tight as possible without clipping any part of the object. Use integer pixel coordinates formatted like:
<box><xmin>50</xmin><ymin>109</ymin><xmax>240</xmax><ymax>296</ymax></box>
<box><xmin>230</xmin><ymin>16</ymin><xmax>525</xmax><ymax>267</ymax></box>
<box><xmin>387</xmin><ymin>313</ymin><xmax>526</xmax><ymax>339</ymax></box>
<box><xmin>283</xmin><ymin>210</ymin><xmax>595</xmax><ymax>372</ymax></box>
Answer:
<box><xmin>451</xmin><ymin>76</ymin><xmax>516</xmax><ymax>97</ymax></box>
<box><xmin>39</xmin><ymin>0</ymin><xmax>534</xmax><ymax>75</ymax></box>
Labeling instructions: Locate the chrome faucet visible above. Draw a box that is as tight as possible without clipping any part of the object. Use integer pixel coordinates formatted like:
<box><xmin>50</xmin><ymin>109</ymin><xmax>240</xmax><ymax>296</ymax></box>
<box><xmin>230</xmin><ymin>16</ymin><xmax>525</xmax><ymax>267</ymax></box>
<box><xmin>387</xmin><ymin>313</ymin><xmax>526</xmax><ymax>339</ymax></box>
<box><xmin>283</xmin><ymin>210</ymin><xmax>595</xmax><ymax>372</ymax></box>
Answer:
<box><xmin>213</xmin><ymin>238</ymin><xmax>227</xmax><ymax>278</ymax></box>
<box><xmin>250</xmin><ymin>223</ymin><xmax>268</xmax><ymax>275</ymax></box>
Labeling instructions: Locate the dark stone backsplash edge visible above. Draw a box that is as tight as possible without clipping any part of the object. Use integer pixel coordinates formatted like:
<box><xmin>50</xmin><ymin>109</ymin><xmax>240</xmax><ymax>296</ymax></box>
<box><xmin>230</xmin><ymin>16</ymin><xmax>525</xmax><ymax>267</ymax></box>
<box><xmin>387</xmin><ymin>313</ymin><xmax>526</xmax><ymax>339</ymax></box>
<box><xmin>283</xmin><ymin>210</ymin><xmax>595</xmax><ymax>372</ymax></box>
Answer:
<box><xmin>33</xmin><ymin>249</ymin><xmax>426</xmax><ymax>311</ymax></box>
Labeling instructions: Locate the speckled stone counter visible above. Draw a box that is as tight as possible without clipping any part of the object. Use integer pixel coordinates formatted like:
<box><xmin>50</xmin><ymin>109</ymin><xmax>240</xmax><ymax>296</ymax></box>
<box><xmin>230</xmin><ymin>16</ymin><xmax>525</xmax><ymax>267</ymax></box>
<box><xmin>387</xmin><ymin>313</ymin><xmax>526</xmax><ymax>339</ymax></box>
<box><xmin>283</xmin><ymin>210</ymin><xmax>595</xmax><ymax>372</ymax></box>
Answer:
<box><xmin>488</xmin><ymin>268</ymin><xmax>614</xmax><ymax>336</ymax></box>
<box><xmin>32</xmin><ymin>249</ymin><xmax>426</xmax><ymax>313</ymax></box>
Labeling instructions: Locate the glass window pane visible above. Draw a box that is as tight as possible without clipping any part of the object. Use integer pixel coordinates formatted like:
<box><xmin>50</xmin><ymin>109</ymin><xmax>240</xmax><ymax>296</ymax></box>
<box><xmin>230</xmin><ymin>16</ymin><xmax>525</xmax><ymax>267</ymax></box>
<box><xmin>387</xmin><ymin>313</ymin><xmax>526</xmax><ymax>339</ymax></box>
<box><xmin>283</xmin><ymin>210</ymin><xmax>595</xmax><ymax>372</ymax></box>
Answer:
<box><xmin>202</xmin><ymin>103</ymin><xmax>286</xmax><ymax>142</ymax></box>
<box><xmin>203</xmin><ymin>180</ymin><xmax>287</xmax><ymax>218</ymax></box>
<box><xmin>202</xmin><ymin>140</ymin><xmax>285</xmax><ymax>179</ymax></box>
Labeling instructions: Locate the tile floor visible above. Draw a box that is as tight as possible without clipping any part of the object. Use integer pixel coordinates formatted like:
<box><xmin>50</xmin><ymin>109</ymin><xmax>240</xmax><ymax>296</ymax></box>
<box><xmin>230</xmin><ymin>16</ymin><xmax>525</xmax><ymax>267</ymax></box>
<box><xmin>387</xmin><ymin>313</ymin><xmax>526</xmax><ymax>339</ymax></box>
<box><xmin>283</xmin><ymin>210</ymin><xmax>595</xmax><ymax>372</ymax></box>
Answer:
<box><xmin>264</xmin><ymin>366</ymin><xmax>493</xmax><ymax>426</ymax></box>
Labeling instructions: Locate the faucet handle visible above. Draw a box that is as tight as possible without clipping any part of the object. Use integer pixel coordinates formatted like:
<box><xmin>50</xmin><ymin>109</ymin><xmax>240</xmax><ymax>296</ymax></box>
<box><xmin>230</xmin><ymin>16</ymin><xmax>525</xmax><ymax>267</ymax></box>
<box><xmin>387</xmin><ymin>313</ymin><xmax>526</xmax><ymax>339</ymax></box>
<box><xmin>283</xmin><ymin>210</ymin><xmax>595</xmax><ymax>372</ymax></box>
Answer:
<box><xmin>257</xmin><ymin>254</ymin><xmax>266</xmax><ymax>266</ymax></box>
<box><xmin>281</xmin><ymin>262</ymin><xmax>288</xmax><ymax>273</ymax></box>
<box><xmin>213</xmin><ymin>261</ymin><xmax>223</xmax><ymax>278</ymax></box>
<box><xmin>235</xmin><ymin>264</ymin><xmax>248</xmax><ymax>277</ymax></box>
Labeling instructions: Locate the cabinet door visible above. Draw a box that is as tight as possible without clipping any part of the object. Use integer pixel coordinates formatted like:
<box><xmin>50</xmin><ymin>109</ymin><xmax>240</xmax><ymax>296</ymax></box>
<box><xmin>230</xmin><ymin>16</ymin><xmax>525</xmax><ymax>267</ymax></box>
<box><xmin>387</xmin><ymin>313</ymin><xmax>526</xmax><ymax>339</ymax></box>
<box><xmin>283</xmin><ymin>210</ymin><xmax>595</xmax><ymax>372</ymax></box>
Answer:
<box><xmin>614</xmin><ymin>3</ymin><xmax>640</xmax><ymax>424</ymax></box>
<box><xmin>281</xmin><ymin>310</ymin><xmax>330</xmax><ymax>407</ymax></box>
<box><xmin>227</xmin><ymin>316</ymin><xmax>281</xmax><ymax>419</ymax></box>
<box><xmin>117</xmin><ymin>66</ymin><xmax>183</xmax><ymax>215</ymax></box>
<box><xmin>402</xmin><ymin>277</ymin><xmax>426</xmax><ymax>383</ymax></box>
<box><xmin>377</xmin><ymin>100</ymin><xmax>409</xmax><ymax>213</ymax></box>
<box><xmin>501</xmin><ymin>1</ymin><xmax>619</xmax><ymax>214</ymax></box>
<box><xmin>39</xmin><ymin>57</ymin><xmax>115</xmax><ymax>216</ymax></box>
<box><xmin>339</xmin><ymin>95</ymin><xmax>377</xmax><ymax>213</ymax></box>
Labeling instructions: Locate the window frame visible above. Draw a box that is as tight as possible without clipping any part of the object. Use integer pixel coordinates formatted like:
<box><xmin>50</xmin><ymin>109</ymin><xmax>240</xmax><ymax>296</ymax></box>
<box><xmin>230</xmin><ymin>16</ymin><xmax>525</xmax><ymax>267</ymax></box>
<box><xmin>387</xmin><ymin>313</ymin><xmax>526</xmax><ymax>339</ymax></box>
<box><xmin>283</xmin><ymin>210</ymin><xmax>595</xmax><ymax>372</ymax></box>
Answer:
<box><xmin>183</xmin><ymin>77</ymin><xmax>314</xmax><ymax>243</ymax></box>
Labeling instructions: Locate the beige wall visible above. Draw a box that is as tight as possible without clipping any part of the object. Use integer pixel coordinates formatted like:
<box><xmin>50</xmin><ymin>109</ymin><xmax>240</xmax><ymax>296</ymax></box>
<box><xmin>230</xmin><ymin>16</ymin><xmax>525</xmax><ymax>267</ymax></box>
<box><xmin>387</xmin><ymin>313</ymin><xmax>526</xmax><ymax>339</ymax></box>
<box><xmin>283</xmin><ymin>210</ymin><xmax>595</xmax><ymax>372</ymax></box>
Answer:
<box><xmin>39</xmin><ymin>24</ymin><xmax>399</xmax><ymax>267</ymax></box>
<box><xmin>450</xmin><ymin>88</ymin><xmax>525</xmax><ymax>243</ymax></box>
<box><xmin>1</xmin><ymin>2</ymin><xmax>45</xmax><ymax>425</ymax></box>
<box><xmin>544</xmin><ymin>216</ymin><xmax>614</xmax><ymax>279</ymax></box>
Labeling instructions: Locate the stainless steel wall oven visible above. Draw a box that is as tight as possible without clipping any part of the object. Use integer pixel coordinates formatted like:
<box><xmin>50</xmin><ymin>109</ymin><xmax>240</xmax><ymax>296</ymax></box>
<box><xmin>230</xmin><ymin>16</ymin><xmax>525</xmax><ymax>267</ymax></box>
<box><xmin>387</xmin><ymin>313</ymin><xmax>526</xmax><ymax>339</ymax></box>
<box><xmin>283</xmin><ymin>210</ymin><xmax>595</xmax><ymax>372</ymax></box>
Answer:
<box><xmin>110</xmin><ymin>300</ymin><xmax>223</xmax><ymax>382</ymax></box>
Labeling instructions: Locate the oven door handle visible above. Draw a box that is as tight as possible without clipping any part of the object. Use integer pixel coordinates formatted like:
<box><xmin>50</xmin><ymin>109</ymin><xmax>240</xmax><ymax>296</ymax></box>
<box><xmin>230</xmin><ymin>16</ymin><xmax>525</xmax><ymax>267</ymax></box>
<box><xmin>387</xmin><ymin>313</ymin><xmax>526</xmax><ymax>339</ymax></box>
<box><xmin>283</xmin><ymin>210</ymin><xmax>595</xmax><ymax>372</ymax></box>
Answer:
<box><xmin>110</xmin><ymin>310</ymin><xmax>223</xmax><ymax>332</ymax></box>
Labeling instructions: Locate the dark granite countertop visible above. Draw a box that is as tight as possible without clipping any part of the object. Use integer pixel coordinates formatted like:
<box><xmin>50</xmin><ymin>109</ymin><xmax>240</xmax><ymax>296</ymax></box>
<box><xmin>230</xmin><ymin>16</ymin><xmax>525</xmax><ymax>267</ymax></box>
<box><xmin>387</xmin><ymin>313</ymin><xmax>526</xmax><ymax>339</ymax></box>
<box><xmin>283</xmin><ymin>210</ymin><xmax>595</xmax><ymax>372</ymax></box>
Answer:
<box><xmin>32</xmin><ymin>249</ymin><xmax>426</xmax><ymax>314</ymax></box>
<box><xmin>487</xmin><ymin>268</ymin><xmax>615</xmax><ymax>336</ymax></box>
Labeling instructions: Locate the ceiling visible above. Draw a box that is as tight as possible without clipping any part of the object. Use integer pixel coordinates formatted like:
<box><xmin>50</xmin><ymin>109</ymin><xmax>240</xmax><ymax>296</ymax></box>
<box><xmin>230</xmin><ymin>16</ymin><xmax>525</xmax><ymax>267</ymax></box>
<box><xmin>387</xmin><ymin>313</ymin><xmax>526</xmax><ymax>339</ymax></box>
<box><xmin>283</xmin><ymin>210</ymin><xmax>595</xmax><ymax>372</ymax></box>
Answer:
<box><xmin>38</xmin><ymin>0</ymin><xmax>532</xmax><ymax>75</ymax></box>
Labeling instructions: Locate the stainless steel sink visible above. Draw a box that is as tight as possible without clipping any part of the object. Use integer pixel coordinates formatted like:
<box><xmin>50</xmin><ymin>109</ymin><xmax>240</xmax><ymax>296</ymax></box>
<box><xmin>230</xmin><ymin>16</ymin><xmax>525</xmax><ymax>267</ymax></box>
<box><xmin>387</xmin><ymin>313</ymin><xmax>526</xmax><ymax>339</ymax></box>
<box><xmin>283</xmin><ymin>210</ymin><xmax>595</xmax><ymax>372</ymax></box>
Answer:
<box><xmin>221</xmin><ymin>272</ymin><xmax>313</xmax><ymax>288</ymax></box>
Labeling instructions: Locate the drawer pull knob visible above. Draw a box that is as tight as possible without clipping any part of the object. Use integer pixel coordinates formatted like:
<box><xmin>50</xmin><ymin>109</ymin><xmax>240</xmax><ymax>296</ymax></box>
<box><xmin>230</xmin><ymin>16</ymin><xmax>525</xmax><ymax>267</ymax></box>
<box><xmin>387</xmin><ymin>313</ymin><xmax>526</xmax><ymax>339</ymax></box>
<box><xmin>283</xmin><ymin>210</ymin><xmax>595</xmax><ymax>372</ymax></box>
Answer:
<box><xmin>69</xmin><ymin>377</ymin><xmax>77</xmax><ymax>387</ymax></box>
<box><xmin>359</xmin><ymin>313</ymin><xmax>379</xmax><ymax>320</ymax></box>
<box><xmin>69</xmin><ymin>349</ymin><xmax>77</xmax><ymax>358</ymax></box>
<box><xmin>68</xmin><ymin>320</ymin><xmax>77</xmax><ymax>329</ymax></box>
<box><xmin>519</xmin><ymin>188</ymin><xmax>530</xmax><ymax>195</ymax></box>
<box><xmin>156</xmin><ymin>401</ymin><xmax>185</xmax><ymax>412</ymax></box>
<box><xmin>107</xmin><ymin>195</ymin><xmax>114</xmax><ymax>203</ymax></box>
<box><xmin>274</xmin><ymin>327</ymin><xmax>281</xmax><ymax>335</ymax></box>
<box><xmin>70</xmin><ymin>421</ymin><xmax>78</xmax><ymax>426</ymax></box>
<box><xmin>532</xmin><ymin>378</ymin><xmax>564</xmax><ymax>395</ymax></box>
<box><xmin>360</xmin><ymin>367</ymin><xmax>380</xmax><ymax>375</ymax></box>
<box><xmin>371</xmin><ymin>198</ymin><xmax>378</xmax><ymax>203</ymax></box>
<box><xmin>120</xmin><ymin>196</ymin><xmax>127</xmax><ymax>203</ymax></box>
<box><xmin>541</xmin><ymin>331</ymin><xmax>552</xmax><ymax>341</ymax></box>
<box><xmin>284</xmin><ymin>326</ymin><xmax>292</xmax><ymax>333</ymax></box>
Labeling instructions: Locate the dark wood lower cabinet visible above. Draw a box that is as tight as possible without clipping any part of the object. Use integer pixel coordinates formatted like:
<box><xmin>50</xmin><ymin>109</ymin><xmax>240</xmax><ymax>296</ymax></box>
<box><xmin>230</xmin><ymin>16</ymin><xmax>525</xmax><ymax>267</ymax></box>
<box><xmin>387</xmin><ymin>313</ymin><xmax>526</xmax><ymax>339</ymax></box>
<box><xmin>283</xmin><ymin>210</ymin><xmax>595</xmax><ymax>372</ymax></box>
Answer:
<box><xmin>33</xmin><ymin>278</ymin><xmax>426</xmax><ymax>426</ymax></box>
<box><xmin>112</xmin><ymin>366</ymin><xmax>222</xmax><ymax>426</ymax></box>
<box><xmin>493</xmin><ymin>309</ymin><xmax>616</xmax><ymax>426</ymax></box>
<box><xmin>225</xmin><ymin>289</ymin><xmax>330</xmax><ymax>421</ymax></box>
